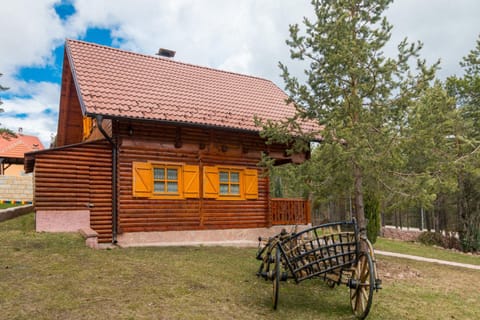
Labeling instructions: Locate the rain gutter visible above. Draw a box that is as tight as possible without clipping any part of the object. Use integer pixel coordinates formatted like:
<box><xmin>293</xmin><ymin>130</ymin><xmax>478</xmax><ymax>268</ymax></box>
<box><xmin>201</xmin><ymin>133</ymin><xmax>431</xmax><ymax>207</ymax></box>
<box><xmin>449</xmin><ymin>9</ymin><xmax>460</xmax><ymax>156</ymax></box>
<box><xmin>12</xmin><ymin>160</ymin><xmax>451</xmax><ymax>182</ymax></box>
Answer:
<box><xmin>96</xmin><ymin>115</ymin><xmax>118</xmax><ymax>244</ymax></box>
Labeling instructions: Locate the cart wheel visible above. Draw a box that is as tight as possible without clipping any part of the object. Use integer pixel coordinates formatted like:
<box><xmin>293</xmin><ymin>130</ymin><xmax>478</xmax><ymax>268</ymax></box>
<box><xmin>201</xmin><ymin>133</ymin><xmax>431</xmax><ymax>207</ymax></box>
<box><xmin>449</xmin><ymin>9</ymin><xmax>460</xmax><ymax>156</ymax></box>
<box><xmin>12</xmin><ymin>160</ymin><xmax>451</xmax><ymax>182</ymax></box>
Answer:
<box><xmin>350</xmin><ymin>252</ymin><xmax>374</xmax><ymax>319</ymax></box>
<box><xmin>272</xmin><ymin>245</ymin><xmax>280</xmax><ymax>310</ymax></box>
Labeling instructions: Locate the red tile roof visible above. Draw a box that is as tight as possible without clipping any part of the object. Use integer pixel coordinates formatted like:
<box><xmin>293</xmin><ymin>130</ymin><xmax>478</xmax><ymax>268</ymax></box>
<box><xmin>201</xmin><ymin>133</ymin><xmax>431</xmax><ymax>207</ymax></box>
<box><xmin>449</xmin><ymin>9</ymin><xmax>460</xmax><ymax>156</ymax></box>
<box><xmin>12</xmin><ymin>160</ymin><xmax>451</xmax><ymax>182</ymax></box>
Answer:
<box><xmin>0</xmin><ymin>134</ymin><xmax>44</xmax><ymax>159</ymax></box>
<box><xmin>66</xmin><ymin>39</ymin><xmax>317</xmax><ymax>133</ymax></box>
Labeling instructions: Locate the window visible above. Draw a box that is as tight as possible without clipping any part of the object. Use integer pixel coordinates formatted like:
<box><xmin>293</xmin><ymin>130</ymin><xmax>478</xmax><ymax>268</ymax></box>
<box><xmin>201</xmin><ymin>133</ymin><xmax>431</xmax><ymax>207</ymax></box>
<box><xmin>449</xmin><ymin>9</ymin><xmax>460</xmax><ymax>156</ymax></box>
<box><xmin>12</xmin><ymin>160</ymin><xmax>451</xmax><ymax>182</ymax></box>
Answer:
<box><xmin>153</xmin><ymin>167</ymin><xmax>179</xmax><ymax>194</ymax></box>
<box><xmin>219</xmin><ymin>170</ymin><xmax>240</xmax><ymax>196</ymax></box>
<box><xmin>203</xmin><ymin>166</ymin><xmax>258</xmax><ymax>200</ymax></box>
<box><xmin>132</xmin><ymin>162</ymin><xmax>199</xmax><ymax>199</ymax></box>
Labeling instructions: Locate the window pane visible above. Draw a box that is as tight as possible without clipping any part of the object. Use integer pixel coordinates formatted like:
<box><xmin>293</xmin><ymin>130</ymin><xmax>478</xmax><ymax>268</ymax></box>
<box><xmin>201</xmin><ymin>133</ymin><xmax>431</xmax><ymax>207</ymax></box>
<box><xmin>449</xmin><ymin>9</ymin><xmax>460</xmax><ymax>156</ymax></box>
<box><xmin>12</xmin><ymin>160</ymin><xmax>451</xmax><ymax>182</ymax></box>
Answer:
<box><xmin>230</xmin><ymin>172</ymin><xmax>239</xmax><ymax>183</ymax></box>
<box><xmin>154</xmin><ymin>168</ymin><xmax>164</xmax><ymax>180</ymax></box>
<box><xmin>167</xmin><ymin>182</ymin><xmax>178</xmax><ymax>193</ymax></box>
<box><xmin>167</xmin><ymin>168</ymin><xmax>178</xmax><ymax>180</ymax></box>
<box><xmin>230</xmin><ymin>184</ymin><xmax>240</xmax><ymax>194</ymax></box>
<box><xmin>220</xmin><ymin>184</ymin><xmax>229</xmax><ymax>195</ymax></box>
<box><xmin>219</xmin><ymin>171</ymin><xmax>229</xmax><ymax>182</ymax></box>
<box><xmin>154</xmin><ymin>181</ymin><xmax>165</xmax><ymax>192</ymax></box>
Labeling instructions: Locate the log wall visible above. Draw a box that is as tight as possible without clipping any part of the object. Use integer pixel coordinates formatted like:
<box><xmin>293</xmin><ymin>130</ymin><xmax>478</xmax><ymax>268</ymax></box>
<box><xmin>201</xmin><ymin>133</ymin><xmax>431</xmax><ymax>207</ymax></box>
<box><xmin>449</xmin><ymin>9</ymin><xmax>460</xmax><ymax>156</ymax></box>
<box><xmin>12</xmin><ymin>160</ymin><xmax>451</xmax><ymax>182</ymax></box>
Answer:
<box><xmin>32</xmin><ymin>120</ymin><xmax>309</xmax><ymax>241</ymax></box>
<box><xmin>116</xmin><ymin>121</ymin><xmax>286</xmax><ymax>232</ymax></box>
<box><xmin>32</xmin><ymin>141</ymin><xmax>113</xmax><ymax>242</ymax></box>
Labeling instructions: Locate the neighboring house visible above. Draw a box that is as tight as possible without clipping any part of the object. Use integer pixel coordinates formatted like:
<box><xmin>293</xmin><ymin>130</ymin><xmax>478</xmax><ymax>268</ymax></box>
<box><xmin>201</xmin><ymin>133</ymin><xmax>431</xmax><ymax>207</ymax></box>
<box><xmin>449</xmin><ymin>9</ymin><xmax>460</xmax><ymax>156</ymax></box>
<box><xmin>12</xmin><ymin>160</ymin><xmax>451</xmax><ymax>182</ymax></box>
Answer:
<box><xmin>25</xmin><ymin>39</ymin><xmax>316</xmax><ymax>247</ymax></box>
<box><xmin>0</xmin><ymin>130</ymin><xmax>44</xmax><ymax>176</ymax></box>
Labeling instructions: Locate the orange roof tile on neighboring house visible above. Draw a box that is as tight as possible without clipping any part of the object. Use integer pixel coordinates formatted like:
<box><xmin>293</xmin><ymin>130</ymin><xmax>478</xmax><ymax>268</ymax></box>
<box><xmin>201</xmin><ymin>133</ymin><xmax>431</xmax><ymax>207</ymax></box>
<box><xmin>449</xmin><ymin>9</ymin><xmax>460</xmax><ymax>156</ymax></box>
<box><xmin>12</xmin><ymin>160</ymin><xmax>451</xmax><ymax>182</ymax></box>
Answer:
<box><xmin>66</xmin><ymin>39</ymin><xmax>317</xmax><ymax>133</ymax></box>
<box><xmin>0</xmin><ymin>133</ymin><xmax>44</xmax><ymax>159</ymax></box>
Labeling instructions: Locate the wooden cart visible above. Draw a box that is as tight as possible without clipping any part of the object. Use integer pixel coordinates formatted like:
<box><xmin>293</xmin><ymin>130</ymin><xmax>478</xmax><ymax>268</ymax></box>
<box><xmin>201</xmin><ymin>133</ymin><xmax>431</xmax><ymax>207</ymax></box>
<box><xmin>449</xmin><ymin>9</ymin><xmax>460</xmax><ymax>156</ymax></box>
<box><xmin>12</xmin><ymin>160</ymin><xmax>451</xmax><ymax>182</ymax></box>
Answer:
<box><xmin>256</xmin><ymin>220</ymin><xmax>381</xmax><ymax>319</ymax></box>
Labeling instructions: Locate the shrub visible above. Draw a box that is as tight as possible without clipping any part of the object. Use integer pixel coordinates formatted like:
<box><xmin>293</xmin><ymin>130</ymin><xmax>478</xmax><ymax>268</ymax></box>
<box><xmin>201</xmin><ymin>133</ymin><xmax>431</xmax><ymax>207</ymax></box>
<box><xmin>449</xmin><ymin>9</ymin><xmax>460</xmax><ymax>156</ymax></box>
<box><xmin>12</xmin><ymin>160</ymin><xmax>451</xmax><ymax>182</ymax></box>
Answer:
<box><xmin>364</xmin><ymin>192</ymin><xmax>381</xmax><ymax>244</ymax></box>
<box><xmin>417</xmin><ymin>231</ymin><xmax>462</xmax><ymax>251</ymax></box>
<box><xmin>417</xmin><ymin>231</ymin><xmax>444</xmax><ymax>247</ymax></box>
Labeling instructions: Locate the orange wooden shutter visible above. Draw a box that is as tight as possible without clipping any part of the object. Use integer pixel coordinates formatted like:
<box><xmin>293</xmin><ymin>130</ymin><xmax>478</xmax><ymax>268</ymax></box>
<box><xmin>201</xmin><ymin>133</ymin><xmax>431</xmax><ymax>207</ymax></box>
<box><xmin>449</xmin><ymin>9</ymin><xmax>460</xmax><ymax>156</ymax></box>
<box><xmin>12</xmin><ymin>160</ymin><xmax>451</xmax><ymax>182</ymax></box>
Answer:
<box><xmin>244</xmin><ymin>168</ymin><xmax>258</xmax><ymax>199</ymax></box>
<box><xmin>83</xmin><ymin>116</ymin><xmax>92</xmax><ymax>140</ymax></box>
<box><xmin>132</xmin><ymin>162</ymin><xmax>152</xmax><ymax>197</ymax></box>
<box><xmin>183</xmin><ymin>165</ymin><xmax>200</xmax><ymax>198</ymax></box>
<box><xmin>203</xmin><ymin>166</ymin><xmax>219</xmax><ymax>198</ymax></box>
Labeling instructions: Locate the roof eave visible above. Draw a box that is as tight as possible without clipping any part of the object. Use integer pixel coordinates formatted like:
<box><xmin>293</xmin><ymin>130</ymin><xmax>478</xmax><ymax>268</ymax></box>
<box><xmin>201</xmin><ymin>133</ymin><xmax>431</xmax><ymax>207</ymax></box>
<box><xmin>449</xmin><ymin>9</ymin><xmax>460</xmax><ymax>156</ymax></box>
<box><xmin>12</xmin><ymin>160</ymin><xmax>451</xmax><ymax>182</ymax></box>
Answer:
<box><xmin>84</xmin><ymin>112</ymin><xmax>263</xmax><ymax>135</ymax></box>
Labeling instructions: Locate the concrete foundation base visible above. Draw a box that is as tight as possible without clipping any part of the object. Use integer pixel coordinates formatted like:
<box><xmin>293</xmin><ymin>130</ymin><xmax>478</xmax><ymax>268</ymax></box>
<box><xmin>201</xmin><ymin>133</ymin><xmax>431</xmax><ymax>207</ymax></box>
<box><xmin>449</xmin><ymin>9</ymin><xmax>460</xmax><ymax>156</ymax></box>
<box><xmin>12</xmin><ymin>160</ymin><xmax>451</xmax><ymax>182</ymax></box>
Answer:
<box><xmin>36</xmin><ymin>210</ymin><xmax>90</xmax><ymax>232</ymax></box>
<box><xmin>116</xmin><ymin>224</ymin><xmax>311</xmax><ymax>248</ymax></box>
<box><xmin>36</xmin><ymin>210</ymin><xmax>99</xmax><ymax>249</ymax></box>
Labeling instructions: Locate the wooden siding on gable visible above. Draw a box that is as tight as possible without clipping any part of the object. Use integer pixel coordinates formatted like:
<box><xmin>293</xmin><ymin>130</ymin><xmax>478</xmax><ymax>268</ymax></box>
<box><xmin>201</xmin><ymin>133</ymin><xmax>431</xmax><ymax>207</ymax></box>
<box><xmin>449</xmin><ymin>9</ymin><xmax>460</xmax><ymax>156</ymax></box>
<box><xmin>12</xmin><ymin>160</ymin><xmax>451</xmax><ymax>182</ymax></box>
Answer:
<box><xmin>56</xmin><ymin>54</ymin><xmax>85</xmax><ymax>147</ymax></box>
<box><xmin>33</xmin><ymin>141</ymin><xmax>113</xmax><ymax>243</ymax></box>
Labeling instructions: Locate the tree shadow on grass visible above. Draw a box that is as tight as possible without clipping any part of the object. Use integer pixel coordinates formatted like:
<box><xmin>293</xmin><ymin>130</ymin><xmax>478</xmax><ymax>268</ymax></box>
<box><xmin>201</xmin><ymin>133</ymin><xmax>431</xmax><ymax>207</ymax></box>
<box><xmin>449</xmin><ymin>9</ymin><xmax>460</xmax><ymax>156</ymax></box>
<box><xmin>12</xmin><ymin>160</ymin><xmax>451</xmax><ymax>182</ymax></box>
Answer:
<box><xmin>253</xmin><ymin>278</ymin><xmax>354</xmax><ymax>318</ymax></box>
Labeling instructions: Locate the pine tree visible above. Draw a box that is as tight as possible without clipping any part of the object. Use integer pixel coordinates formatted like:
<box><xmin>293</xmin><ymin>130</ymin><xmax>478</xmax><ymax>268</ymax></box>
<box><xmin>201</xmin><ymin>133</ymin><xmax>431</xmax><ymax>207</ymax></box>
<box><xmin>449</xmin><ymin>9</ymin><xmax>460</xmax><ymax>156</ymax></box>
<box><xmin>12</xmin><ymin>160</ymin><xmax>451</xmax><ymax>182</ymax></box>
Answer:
<box><xmin>446</xmin><ymin>35</ymin><xmax>480</xmax><ymax>251</ymax></box>
<box><xmin>259</xmin><ymin>0</ymin><xmax>437</xmax><ymax>239</ymax></box>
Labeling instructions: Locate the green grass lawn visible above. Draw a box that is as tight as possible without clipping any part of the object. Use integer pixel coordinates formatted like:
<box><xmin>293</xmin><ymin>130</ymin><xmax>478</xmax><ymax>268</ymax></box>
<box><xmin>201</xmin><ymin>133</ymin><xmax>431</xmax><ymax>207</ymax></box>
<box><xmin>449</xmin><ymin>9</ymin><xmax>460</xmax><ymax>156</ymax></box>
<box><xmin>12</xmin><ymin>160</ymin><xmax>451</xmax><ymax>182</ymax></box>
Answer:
<box><xmin>374</xmin><ymin>237</ymin><xmax>480</xmax><ymax>266</ymax></box>
<box><xmin>1</xmin><ymin>214</ymin><xmax>479</xmax><ymax>319</ymax></box>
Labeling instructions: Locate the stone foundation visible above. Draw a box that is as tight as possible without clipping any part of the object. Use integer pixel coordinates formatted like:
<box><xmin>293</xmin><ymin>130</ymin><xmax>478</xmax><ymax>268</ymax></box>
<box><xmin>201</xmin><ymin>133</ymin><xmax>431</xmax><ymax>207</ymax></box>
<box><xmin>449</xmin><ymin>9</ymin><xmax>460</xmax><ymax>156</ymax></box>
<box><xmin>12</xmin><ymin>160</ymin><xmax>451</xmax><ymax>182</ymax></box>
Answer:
<box><xmin>117</xmin><ymin>224</ymin><xmax>311</xmax><ymax>248</ymax></box>
<box><xmin>382</xmin><ymin>226</ymin><xmax>422</xmax><ymax>241</ymax></box>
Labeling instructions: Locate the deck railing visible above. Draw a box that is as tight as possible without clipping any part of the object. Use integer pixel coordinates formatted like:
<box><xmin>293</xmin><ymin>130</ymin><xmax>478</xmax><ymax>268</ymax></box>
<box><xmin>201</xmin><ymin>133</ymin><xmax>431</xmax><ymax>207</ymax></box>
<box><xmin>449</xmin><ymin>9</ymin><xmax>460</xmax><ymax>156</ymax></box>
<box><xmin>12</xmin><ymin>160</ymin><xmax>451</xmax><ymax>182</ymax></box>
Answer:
<box><xmin>270</xmin><ymin>198</ymin><xmax>311</xmax><ymax>225</ymax></box>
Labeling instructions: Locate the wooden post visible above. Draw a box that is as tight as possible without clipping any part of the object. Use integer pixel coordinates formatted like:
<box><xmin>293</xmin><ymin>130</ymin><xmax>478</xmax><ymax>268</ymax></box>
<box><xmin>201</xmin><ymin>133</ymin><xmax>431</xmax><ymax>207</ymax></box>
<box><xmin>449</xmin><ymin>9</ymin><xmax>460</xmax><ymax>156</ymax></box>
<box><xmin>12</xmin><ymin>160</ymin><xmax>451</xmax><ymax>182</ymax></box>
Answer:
<box><xmin>306</xmin><ymin>200</ymin><xmax>311</xmax><ymax>225</ymax></box>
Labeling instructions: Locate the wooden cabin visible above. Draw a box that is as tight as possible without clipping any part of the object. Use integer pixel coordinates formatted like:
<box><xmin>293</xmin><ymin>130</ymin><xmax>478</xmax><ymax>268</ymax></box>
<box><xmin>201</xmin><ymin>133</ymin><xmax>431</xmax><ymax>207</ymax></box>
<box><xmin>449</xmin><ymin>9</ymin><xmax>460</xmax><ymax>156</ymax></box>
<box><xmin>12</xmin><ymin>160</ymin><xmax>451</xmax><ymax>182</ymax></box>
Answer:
<box><xmin>25</xmin><ymin>40</ymin><xmax>315</xmax><ymax>247</ymax></box>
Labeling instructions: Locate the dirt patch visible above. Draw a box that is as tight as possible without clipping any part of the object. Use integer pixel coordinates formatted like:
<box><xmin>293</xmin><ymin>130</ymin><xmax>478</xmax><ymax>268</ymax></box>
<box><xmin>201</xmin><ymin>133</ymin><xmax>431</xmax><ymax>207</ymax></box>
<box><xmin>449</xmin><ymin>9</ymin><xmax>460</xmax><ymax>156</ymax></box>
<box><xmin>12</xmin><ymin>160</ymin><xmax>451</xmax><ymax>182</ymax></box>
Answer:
<box><xmin>376</xmin><ymin>259</ymin><xmax>422</xmax><ymax>282</ymax></box>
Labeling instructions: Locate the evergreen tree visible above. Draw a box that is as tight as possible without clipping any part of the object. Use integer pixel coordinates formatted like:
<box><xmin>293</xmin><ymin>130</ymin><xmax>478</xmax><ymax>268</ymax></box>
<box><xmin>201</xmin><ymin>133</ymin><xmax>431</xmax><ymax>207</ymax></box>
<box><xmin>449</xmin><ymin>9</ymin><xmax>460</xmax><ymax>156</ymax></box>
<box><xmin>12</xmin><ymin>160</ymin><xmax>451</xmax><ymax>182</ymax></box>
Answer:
<box><xmin>446</xmin><ymin>35</ymin><xmax>480</xmax><ymax>251</ymax></box>
<box><xmin>364</xmin><ymin>191</ymin><xmax>380</xmax><ymax>244</ymax></box>
<box><xmin>259</xmin><ymin>0</ymin><xmax>437</xmax><ymax>238</ymax></box>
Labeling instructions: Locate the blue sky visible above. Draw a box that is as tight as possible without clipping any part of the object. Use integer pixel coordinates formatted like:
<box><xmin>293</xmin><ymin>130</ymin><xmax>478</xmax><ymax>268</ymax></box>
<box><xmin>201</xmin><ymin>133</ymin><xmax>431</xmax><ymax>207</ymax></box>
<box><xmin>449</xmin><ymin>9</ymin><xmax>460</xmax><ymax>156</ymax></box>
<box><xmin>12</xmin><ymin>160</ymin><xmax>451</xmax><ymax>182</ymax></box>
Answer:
<box><xmin>1</xmin><ymin>0</ymin><xmax>479</xmax><ymax>148</ymax></box>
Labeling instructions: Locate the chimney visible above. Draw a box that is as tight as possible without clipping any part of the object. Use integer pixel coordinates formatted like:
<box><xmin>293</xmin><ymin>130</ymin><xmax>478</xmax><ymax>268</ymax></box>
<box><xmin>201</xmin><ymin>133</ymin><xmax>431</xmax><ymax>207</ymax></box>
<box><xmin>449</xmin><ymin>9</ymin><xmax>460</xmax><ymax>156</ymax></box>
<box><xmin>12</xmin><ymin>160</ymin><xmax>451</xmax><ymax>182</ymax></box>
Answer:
<box><xmin>156</xmin><ymin>48</ymin><xmax>176</xmax><ymax>58</ymax></box>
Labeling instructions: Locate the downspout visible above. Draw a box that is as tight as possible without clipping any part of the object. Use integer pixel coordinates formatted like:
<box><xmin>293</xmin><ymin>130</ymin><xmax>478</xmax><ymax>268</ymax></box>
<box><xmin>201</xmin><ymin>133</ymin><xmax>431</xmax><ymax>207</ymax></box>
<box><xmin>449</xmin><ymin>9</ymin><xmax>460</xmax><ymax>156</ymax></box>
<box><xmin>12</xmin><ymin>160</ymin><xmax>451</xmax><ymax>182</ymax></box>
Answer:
<box><xmin>96</xmin><ymin>115</ymin><xmax>118</xmax><ymax>244</ymax></box>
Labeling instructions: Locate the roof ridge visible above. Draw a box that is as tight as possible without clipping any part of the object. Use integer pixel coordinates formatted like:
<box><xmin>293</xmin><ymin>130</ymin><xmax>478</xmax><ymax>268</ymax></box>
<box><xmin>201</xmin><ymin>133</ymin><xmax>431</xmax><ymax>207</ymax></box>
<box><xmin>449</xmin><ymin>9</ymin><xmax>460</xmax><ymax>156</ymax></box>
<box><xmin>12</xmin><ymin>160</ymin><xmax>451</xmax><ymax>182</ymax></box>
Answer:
<box><xmin>65</xmin><ymin>39</ymin><xmax>277</xmax><ymax>84</ymax></box>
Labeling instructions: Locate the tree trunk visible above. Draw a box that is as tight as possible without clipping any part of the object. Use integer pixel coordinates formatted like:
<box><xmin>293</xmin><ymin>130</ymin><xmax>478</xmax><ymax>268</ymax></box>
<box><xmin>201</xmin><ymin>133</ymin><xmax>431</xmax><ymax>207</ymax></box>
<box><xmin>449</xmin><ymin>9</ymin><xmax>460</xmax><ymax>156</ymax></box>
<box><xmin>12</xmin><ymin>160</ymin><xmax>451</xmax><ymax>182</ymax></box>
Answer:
<box><xmin>425</xmin><ymin>209</ymin><xmax>431</xmax><ymax>232</ymax></box>
<box><xmin>353</xmin><ymin>163</ymin><xmax>367</xmax><ymax>251</ymax></box>
<box><xmin>420</xmin><ymin>207</ymin><xmax>424</xmax><ymax>231</ymax></box>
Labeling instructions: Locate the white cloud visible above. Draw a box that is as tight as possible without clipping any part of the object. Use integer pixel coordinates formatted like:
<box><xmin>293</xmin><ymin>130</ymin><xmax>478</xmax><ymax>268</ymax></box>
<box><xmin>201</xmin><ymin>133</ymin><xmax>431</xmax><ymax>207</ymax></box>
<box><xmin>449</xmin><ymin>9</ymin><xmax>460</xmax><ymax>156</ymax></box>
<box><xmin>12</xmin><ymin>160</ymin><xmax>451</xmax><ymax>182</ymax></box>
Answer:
<box><xmin>1</xmin><ymin>0</ymin><xmax>480</xmax><ymax>149</ymax></box>
<box><xmin>1</xmin><ymin>81</ymin><xmax>60</xmax><ymax>147</ymax></box>
<box><xmin>2</xmin><ymin>81</ymin><xmax>59</xmax><ymax>114</ymax></box>
<box><xmin>218</xmin><ymin>47</ymin><xmax>253</xmax><ymax>74</ymax></box>
<box><xmin>386</xmin><ymin>0</ymin><xmax>480</xmax><ymax>79</ymax></box>
<box><xmin>1</xmin><ymin>112</ymin><xmax>56</xmax><ymax>148</ymax></box>
<box><xmin>67</xmin><ymin>0</ymin><xmax>311</xmax><ymax>82</ymax></box>
<box><xmin>0</xmin><ymin>0</ymin><xmax>65</xmax><ymax>74</ymax></box>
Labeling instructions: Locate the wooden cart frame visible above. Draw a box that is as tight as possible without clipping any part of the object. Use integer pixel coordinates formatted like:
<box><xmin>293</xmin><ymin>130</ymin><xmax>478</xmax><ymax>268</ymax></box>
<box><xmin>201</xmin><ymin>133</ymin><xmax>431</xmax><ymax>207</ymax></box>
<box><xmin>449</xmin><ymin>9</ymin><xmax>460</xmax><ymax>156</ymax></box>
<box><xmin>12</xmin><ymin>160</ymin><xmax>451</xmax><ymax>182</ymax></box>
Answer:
<box><xmin>256</xmin><ymin>220</ymin><xmax>382</xmax><ymax>319</ymax></box>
